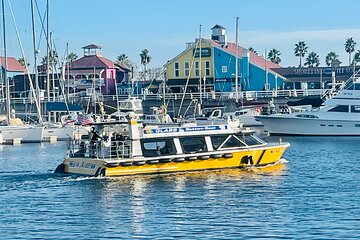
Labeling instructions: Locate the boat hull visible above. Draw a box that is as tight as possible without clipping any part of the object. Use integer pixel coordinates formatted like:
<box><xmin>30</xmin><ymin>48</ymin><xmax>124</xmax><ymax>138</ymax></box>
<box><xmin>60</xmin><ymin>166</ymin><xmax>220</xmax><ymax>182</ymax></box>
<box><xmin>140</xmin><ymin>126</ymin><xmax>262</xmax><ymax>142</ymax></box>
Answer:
<box><xmin>0</xmin><ymin>126</ymin><xmax>44</xmax><ymax>143</ymax></box>
<box><xmin>257</xmin><ymin>115</ymin><xmax>360</xmax><ymax>136</ymax></box>
<box><xmin>56</xmin><ymin>143</ymin><xmax>289</xmax><ymax>177</ymax></box>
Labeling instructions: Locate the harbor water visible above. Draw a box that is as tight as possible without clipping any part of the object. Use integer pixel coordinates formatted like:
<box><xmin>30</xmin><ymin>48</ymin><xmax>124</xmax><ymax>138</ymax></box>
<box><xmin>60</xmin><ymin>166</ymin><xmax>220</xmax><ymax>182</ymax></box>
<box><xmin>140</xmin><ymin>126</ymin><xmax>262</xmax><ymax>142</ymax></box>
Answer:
<box><xmin>0</xmin><ymin>137</ymin><xmax>359</xmax><ymax>239</ymax></box>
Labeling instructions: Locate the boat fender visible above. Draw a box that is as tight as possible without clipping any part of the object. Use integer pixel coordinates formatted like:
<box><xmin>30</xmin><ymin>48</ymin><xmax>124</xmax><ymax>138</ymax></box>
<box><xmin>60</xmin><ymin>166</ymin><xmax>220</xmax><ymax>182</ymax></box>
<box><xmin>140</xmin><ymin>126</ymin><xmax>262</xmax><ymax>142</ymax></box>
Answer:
<box><xmin>120</xmin><ymin>161</ymin><xmax>133</xmax><ymax>167</ymax></box>
<box><xmin>198</xmin><ymin>155</ymin><xmax>209</xmax><ymax>160</ymax></box>
<box><xmin>222</xmin><ymin>153</ymin><xmax>233</xmax><ymax>158</ymax></box>
<box><xmin>172</xmin><ymin>157</ymin><xmax>185</xmax><ymax>162</ymax></box>
<box><xmin>54</xmin><ymin>163</ymin><xmax>65</xmax><ymax>174</ymax></box>
<box><xmin>159</xmin><ymin>158</ymin><xmax>172</xmax><ymax>163</ymax></box>
<box><xmin>133</xmin><ymin>161</ymin><xmax>146</xmax><ymax>166</ymax></box>
<box><xmin>210</xmin><ymin>154</ymin><xmax>222</xmax><ymax>159</ymax></box>
<box><xmin>185</xmin><ymin>156</ymin><xmax>197</xmax><ymax>161</ymax></box>
<box><xmin>105</xmin><ymin>162</ymin><xmax>119</xmax><ymax>167</ymax></box>
<box><xmin>146</xmin><ymin>159</ymin><xmax>159</xmax><ymax>164</ymax></box>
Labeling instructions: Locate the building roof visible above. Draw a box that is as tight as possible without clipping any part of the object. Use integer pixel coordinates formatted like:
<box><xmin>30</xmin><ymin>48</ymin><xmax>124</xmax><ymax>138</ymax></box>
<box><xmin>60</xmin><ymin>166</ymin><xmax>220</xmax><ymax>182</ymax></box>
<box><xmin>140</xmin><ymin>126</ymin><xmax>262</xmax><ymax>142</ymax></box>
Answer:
<box><xmin>82</xmin><ymin>44</ymin><xmax>102</xmax><ymax>49</ymax></box>
<box><xmin>211</xmin><ymin>24</ymin><xmax>226</xmax><ymax>30</ymax></box>
<box><xmin>208</xmin><ymin>40</ymin><xmax>283</xmax><ymax>76</ymax></box>
<box><xmin>68</xmin><ymin>55</ymin><xmax>116</xmax><ymax>69</ymax></box>
<box><xmin>0</xmin><ymin>56</ymin><xmax>26</xmax><ymax>72</ymax></box>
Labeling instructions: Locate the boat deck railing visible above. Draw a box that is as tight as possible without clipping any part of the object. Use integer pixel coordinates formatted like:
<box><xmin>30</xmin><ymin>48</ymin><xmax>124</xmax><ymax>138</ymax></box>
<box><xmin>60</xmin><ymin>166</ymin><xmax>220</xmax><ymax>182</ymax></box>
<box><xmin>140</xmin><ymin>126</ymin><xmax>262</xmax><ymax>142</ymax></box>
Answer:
<box><xmin>70</xmin><ymin>139</ymin><xmax>132</xmax><ymax>160</ymax></box>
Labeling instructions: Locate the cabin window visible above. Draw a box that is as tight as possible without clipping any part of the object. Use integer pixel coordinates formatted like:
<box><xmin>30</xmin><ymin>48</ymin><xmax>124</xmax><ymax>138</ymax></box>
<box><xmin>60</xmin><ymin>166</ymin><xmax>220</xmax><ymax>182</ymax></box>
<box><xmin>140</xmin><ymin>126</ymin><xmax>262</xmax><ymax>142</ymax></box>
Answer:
<box><xmin>220</xmin><ymin>135</ymin><xmax>245</xmax><ymax>149</ymax></box>
<box><xmin>236</xmin><ymin>134</ymin><xmax>263</xmax><ymax>146</ymax></box>
<box><xmin>210</xmin><ymin>135</ymin><xmax>228</xmax><ymax>149</ymax></box>
<box><xmin>328</xmin><ymin>105</ymin><xmax>349</xmax><ymax>112</ymax></box>
<box><xmin>174</xmin><ymin>62</ymin><xmax>179</xmax><ymax>77</ymax></box>
<box><xmin>295</xmin><ymin>114</ymin><xmax>318</xmax><ymax>118</ymax></box>
<box><xmin>205</xmin><ymin>61</ymin><xmax>210</xmax><ymax>76</ymax></box>
<box><xmin>141</xmin><ymin>139</ymin><xmax>175</xmax><ymax>157</ymax></box>
<box><xmin>179</xmin><ymin>137</ymin><xmax>207</xmax><ymax>153</ymax></box>
<box><xmin>184</xmin><ymin>61</ymin><xmax>190</xmax><ymax>77</ymax></box>
<box><xmin>351</xmin><ymin>106</ymin><xmax>360</xmax><ymax>113</ymax></box>
<box><xmin>195</xmin><ymin>61</ymin><xmax>199</xmax><ymax>77</ymax></box>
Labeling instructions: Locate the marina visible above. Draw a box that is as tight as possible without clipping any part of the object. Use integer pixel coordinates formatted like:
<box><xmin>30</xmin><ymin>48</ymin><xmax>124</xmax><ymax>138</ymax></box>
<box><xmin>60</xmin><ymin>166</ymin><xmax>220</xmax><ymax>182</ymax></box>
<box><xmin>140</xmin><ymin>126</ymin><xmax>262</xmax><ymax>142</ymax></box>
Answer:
<box><xmin>1</xmin><ymin>0</ymin><xmax>360</xmax><ymax>239</ymax></box>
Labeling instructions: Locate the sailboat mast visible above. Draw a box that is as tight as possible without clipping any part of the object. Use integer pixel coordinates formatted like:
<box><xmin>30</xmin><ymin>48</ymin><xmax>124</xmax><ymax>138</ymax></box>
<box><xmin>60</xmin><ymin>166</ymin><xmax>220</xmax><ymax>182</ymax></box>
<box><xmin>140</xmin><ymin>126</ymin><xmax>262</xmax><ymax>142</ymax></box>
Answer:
<box><xmin>235</xmin><ymin>17</ymin><xmax>239</xmax><ymax>103</ymax></box>
<box><xmin>199</xmin><ymin>24</ymin><xmax>202</xmax><ymax>107</ymax></box>
<box><xmin>1</xmin><ymin>0</ymin><xmax>10</xmax><ymax>122</ymax></box>
<box><xmin>31</xmin><ymin>0</ymin><xmax>41</xmax><ymax>121</ymax></box>
<box><xmin>46</xmin><ymin>0</ymin><xmax>50</xmax><ymax>119</ymax></box>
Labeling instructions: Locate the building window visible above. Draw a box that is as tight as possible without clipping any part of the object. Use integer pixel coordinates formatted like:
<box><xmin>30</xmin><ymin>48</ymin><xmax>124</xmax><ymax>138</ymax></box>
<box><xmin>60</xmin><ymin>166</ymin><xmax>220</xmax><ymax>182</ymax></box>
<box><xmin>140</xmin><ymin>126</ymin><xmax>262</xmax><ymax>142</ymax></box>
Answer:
<box><xmin>205</xmin><ymin>61</ymin><xmax>210</xmax><ymax>76</ymax></box>
<box><xmin>195</xmin><ymin>61</ymin><xmax>199</xmax><ymax>77</ymax></box>
<box><xmin>174</xmin><ymin>62</ymin><xmax>179</xmax><ymax>77</ymax></box>
<box><xmin>222</xmin><ymin>66</ymin><xmax>227</xmax><ymax>73</ymax></box>
<box><xmin>184</xmin><ymin>61</ymin><xmax>190</xmax><ymax>77</ymax></box>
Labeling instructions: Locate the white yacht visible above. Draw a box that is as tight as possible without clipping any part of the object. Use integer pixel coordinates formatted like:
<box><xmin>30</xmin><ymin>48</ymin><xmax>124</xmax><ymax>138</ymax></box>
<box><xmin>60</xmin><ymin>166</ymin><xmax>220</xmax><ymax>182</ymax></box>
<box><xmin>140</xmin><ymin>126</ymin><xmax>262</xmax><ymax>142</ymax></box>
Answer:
<box><xmin>256</xmin><ymin>81</ymin><xmax>360</xmax><ymax>136</ymax></box>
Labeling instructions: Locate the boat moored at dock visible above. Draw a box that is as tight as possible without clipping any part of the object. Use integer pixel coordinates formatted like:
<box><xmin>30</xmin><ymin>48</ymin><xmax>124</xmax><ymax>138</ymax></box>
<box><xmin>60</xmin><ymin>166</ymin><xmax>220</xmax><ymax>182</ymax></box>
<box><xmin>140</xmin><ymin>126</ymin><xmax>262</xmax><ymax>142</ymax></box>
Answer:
<box><xmin>55</xmin><ymin>114</ymin><xmax>290</xmax><ymax>177</ymax></box>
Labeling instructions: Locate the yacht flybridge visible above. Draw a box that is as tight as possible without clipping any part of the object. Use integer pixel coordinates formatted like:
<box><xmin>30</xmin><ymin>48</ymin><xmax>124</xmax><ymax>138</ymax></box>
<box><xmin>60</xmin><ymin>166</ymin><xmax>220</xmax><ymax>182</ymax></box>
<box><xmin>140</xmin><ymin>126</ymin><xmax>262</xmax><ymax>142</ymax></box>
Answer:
<box><xmin>55</xmin><ymin>115</ymin><xmax>289</xmax><ymax>177</ymax></box>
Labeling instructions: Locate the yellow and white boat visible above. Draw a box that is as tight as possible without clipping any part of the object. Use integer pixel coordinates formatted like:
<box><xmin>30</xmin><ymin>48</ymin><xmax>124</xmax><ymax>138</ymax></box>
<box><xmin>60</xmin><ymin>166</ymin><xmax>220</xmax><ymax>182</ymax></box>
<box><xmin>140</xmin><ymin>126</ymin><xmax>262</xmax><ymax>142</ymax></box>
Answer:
<box><xmin>55</xmin><ymin>116</ymin><xmax>290</xmax><ymax>177</ymax></box>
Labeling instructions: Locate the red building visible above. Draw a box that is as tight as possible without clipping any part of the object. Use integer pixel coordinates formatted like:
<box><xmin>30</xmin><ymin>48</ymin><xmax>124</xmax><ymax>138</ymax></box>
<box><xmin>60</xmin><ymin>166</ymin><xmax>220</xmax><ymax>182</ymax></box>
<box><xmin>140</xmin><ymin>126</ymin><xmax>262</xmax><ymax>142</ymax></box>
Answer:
<box><xmin>64</xmin><ymin>44</ymin><xmax>130</xmax><ymax>95</ymax></box>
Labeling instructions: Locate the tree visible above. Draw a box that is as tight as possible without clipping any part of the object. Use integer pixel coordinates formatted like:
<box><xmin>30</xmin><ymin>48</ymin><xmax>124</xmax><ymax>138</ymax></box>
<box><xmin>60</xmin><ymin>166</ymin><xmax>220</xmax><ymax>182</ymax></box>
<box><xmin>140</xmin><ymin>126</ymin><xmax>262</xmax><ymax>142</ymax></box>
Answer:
<box><xmin>66</xmin><ymin>52</ymin><xmax>78</xmax><ymax>63</ymax></box>
<box><xmin>140</xmin><ymin>49</ymin><xmax>151</xmax><ymax>80</ymax></box>
<box><xmin>294</xmin><ymin>41</ymin><xmax>308</xmax><ymax>67</ymax></box>
<box><xmin>18</xmin><ymin>57</ymin><xmax>29</xmax><ymax>67</ymax></box>
<box><xmin>304</xmin><ymin>51</ymin><xmax>320</xmax><ymax>67</ymax></box>
<box><xmin>41</xmin><ymin>50</ymin><xmax>58</xmax><ymax>67</ymax></box>
<box><xmin>354</xmin><ymin>50</ymin><xmax>360</xmax><ymax>65</ymax></box>
<box><xmin>248</xmin><ymin>47</ymin><xmax>258</xmax><ymax>55</ymax></box>
<box><xmin>345</xmin><ymin>37</ymin><xmax>356</xmax><ymax>65</ymax></box>
<box><xmin>268</xmin><ymin>48</ymin><xmax>281</xmax><ymax>64</ymax></box>
<box><xmin>116</xmin><ymin>53</ymin><xmax>131</xmax><ymax>68</ymax></box>
<box><xmin>325</xmin><ymin>52</ymin><xmax>341</xmax><ymax>66</ymax></box>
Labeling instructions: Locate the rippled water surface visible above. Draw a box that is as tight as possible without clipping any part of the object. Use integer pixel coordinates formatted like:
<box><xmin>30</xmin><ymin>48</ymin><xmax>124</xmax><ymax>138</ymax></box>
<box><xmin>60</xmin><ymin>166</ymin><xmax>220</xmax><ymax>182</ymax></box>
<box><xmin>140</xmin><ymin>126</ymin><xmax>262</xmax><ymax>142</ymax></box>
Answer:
<box><xmin>0</xmin><ymin>137</ymin><xmax>359</xmax><ymax>239</ymax></box>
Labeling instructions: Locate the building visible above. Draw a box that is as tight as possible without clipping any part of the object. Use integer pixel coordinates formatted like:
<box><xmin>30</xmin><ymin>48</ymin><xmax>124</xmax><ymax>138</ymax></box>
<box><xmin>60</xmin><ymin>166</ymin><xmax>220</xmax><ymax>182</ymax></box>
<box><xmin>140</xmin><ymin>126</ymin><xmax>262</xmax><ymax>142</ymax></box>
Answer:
<box><xmin>164</xmin><ymin>25</ymin><xmax>286</xmax><ymax>94</ymax></box>
<box><xmin>64</xmin><ymin>44</ymin><xmax>130</xmax><ymax>95</ymax></box>
<box><xmin>271</xmin><ymin>65</ymin><xmax>359</xmax><ymax>90</ymax></box>
<box><xmin>0</xmin><ymin>56</ymin><xmax>26</xmax><ymax>98</ymax></box>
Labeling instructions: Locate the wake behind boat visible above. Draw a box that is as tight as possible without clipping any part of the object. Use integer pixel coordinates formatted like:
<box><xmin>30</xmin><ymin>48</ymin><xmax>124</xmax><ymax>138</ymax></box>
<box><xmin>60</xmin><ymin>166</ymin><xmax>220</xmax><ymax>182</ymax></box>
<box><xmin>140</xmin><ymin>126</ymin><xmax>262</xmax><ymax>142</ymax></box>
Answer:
<box><xmin>54</xmin><ymin>114</ymin><xmax>289</xmax><ymax>177</ymax></box>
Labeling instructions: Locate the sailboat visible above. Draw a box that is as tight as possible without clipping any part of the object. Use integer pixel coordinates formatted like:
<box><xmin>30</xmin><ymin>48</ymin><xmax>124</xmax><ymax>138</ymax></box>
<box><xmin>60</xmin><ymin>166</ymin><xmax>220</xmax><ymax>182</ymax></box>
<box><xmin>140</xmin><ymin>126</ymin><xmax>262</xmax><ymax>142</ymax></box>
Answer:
<box><xmin>0</xmin><ymin>0</ymin><xmax>43</xmax><ymax>144</ymax></box>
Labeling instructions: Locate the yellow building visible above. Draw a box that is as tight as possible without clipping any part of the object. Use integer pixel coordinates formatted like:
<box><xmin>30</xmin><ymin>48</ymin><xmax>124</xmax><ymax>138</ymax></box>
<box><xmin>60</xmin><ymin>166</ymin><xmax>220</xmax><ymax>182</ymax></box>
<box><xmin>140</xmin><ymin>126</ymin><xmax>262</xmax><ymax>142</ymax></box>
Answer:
<box><xmin>164</xmin><ymin>38</ymin><xmax>214</xmax><ymax>93</ymax></box>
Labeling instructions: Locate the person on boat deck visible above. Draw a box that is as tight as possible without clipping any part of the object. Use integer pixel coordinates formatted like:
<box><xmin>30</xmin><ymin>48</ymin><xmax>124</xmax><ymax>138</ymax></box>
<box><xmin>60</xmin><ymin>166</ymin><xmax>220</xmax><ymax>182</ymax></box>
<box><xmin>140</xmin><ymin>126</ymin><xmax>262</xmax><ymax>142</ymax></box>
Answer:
<box><xmin>90</xmin><ymin>127</ymin><xmax>102</xmax><ymax>142</ymax></box>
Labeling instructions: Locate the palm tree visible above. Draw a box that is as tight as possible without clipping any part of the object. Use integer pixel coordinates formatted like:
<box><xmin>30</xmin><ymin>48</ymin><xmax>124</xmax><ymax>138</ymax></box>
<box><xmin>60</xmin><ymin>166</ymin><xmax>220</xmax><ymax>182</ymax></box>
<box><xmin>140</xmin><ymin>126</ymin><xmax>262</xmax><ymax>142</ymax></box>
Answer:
<box><xmin>41</xmin><ymin>50</ymin><xmax>58</xmax><ymax>66</ymax></box>
<box><xmin>66</xmin><ymin>52</ymin><xmax>78</xmax><ymax>63</ymax></box>
<box><xmin>248</xmin><ymin>47</ymin><xmax>258</xmax><ymax>55</ymax></box>
<box><xmin>325</xmin><ymin>52</ymin><xmax>341</xmax><ymax>66</ymax></box>
<box><xmin>140</xmin><ymin>49</ymin><xmax>151</xmax><ymax>80</ymax></box>
<box><xmin>345</xmin><ymin>37</ymin><xmax>356</xmax><ymax>65</ymax></box>
<box><xmin>116</xmin><ymin>53</ymin><xmax>131</xmax><ymax>68</ymax></box>
<box><xmin>267</xmin><ymin>48</ymin><xmax>281</xmax><ymax>64</ymax></box>
<box><xmin>294</xmin><ymin>41</ymin><xmax>308</xmax><ymax>67</ymax></box>
<box><xmin>304</xmin><ymin>52</ymin><xmax>320</xmax><ymax>67</ymax></box>
<box><xmin>18</xmin><ymin>57</ymin><xmax>29</xmax><ymax>67</ymax></box>
<box><xmin>354</xmin><ymin>50</ymin><xmax>360</xmax><ymax>65</ymax></box>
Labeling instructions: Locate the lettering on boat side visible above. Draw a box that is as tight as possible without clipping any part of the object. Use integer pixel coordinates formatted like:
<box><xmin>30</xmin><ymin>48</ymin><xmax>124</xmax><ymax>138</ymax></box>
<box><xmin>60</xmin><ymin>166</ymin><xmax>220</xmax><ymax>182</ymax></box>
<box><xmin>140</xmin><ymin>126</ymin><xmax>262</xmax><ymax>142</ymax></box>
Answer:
<box><xmin>69</xmin><ymin>161</ymin><xmax>97</xmax><ymax>170</ymax></box>
<box><xmin>144</xmin><ymin>125</ymin><xmax>225</xmax><ymax>134</ymax></box>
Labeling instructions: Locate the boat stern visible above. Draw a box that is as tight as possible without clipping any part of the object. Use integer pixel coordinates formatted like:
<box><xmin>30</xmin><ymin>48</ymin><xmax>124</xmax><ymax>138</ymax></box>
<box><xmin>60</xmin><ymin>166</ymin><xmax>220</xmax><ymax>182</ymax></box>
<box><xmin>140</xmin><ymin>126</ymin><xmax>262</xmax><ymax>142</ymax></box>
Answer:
<box><xmin>55</xmin><ymin>157</ymin><xmax>106</xmax><ymax>177</ymax></box>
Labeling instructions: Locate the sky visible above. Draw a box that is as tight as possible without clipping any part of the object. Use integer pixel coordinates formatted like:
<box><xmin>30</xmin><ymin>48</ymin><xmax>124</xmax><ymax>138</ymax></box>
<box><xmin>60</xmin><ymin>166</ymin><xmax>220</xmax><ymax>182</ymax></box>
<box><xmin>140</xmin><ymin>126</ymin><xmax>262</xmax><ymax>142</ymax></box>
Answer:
<box><xmin>3</xmin><ymin>0</ymin><xmax>360</xmax><ymax>70</ymax></box>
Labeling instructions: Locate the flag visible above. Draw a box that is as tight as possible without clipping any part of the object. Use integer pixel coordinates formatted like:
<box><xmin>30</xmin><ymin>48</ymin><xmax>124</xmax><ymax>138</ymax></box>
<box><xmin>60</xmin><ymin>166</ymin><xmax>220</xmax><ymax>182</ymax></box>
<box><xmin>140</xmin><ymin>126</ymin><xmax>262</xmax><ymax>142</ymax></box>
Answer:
<box><xmin>77</xmin><ymin>114</ymin><xmax>94</xmax><ymax>126</ymax></box>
